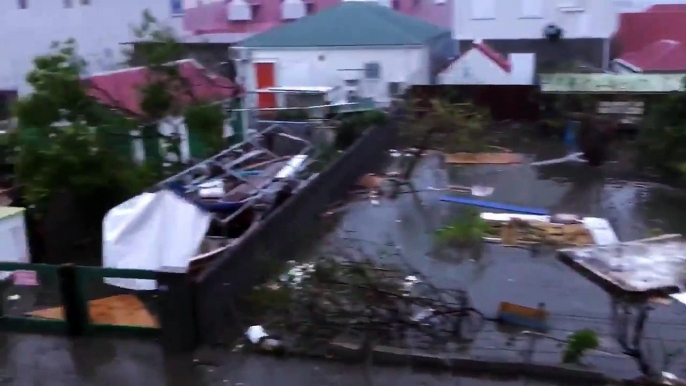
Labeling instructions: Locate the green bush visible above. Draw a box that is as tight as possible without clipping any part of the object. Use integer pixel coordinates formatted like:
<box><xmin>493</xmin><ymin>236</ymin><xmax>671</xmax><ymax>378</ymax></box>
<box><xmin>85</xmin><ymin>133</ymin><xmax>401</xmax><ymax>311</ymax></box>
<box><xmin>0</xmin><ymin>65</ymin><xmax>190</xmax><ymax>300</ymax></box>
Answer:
<box><xmin>435</xmin><ymin>208</ymin><xmax>490</xmax><ymax>247</ymax></box>
<box><xmin>334</xmin><ymin>110</ymin><xmax>387</xmax><ymax>150</ymax></box>
<box><xmin>562</xmin><ymin>329</ymin><xmax>599</xmax><ymax>364</ymax></box>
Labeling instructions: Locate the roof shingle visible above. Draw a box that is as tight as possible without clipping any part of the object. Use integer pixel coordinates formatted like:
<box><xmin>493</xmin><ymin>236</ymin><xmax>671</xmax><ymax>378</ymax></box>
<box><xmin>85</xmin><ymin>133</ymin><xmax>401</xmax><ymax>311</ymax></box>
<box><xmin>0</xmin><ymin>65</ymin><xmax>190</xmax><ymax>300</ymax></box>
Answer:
<box><xmin>238</xmin><ymin>2</ymin><xmax>449</xmax><ymax>48</ymax></box>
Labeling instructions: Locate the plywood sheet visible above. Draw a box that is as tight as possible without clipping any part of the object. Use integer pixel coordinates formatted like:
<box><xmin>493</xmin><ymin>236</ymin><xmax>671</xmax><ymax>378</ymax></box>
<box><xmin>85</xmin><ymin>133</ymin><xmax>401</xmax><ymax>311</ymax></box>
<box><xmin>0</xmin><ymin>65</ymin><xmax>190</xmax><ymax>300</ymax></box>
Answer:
<box><xmin>27</xmin><ymin>294</ymin><xmax>158</xmax><ymax>328</ymax></box>
<box><xmin>445</xmin><ymin>153</ymin><xmax>523</xmax><ymax>165</ymax></box>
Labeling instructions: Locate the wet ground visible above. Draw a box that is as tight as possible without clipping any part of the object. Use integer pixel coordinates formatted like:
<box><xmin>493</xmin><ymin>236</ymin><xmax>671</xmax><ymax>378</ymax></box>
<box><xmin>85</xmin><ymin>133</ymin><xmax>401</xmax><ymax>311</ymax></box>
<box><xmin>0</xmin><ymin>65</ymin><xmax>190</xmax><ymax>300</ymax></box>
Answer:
<box><xmin>312</xmin><ymin>141</ymin><xmax>686</xmax><ymax>380</ymax></box>
<box><xmin>9</xmin><ymin>140</ymin><xmax>686</xmax><ymax>384</ymax></box>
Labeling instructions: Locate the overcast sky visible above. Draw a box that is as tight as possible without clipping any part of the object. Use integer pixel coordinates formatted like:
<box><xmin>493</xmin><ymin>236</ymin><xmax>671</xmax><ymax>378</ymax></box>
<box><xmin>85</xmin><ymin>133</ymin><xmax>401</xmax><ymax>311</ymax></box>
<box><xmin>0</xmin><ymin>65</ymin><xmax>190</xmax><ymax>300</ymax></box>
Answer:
<box><xmin>614</xmin><ymin>0</ymin><xmax>686</xmax><ymax>12</ymax></box>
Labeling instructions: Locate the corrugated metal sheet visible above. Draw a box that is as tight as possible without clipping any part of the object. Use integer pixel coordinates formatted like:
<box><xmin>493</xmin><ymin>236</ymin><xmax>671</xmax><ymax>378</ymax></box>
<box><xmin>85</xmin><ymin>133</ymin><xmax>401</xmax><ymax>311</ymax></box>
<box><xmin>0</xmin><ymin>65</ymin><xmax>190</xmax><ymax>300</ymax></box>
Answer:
<box><xmin>540</xmin><ymin>73</ymin><xmax>686</xmax><ymax>93</ymax></box>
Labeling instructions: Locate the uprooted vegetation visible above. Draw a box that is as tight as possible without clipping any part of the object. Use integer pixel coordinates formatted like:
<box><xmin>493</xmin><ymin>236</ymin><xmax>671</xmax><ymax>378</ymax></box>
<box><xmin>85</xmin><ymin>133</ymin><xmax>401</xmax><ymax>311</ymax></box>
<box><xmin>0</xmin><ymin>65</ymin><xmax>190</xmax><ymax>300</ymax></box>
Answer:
<box><xmin>245</xmin><ymin>242</ymin><xmax>485</xmax><ymax>355</ymax></box>
<box><xmin>399</xmin><ymin>98</ymin><xmax>493</xmax><ymax>153</ymax></box>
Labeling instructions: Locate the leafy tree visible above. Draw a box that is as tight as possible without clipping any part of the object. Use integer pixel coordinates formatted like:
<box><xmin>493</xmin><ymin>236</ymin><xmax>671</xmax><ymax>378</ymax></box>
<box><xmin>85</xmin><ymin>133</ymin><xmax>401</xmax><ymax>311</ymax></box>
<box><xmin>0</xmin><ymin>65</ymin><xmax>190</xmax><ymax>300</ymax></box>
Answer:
<box><xmin>635</xmin><ymin>77</ymin><xmax>686</xmax><ymax>179</ymax></box>
<box><xmin>400</xmin><ymin>98</ymin><xmax>491</xmax><ymax>153</ymax></box>
<box><xmin>13</xmin><ymin>39</ymin><xmax>154</xmax><ymax>218</ymax></box>
<box><xmin>128</xmin><ymin>10</ymin><xmax>230</xmax><ymax>160</ymax></box>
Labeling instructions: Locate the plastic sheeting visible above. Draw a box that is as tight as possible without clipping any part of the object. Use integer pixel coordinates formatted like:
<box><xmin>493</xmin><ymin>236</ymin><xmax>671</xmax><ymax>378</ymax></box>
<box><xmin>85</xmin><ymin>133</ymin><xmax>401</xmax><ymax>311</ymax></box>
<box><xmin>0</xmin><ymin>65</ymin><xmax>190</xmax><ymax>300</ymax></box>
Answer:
<box><xmin>0</xmin><ymin>207</ymin><xmax>29</xmax><ymax>280</ymax></box>
<box><xmin>102</xmin><ymin>190</ymin><xmax>212</xmax><ymax>290</ymax></box>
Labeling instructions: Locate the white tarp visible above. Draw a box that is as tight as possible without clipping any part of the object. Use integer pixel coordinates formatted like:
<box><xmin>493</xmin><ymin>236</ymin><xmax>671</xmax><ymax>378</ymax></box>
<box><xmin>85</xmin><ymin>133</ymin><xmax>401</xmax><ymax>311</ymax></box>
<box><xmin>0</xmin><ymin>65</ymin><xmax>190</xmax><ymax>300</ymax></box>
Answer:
<box><xmin>102</xmin><ymin>190</ymin><xmax>212</xmax><ymax>290</ymax></box>
<box><xmin>0</xmin><ymin>207</ymin><xmax>30</xmax><ymax>280</ymax></box>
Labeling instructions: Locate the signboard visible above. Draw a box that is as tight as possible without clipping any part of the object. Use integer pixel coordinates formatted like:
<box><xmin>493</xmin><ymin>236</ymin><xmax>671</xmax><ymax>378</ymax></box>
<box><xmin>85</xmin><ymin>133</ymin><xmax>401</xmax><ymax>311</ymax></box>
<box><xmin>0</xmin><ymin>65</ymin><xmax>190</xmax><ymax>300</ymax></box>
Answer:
<box><xmin>540</xmin><ymin>74</ymin><xmax>685</xmax><ymax>94</ymax></box>
<box><xmin>13</xmin><ymin>270</ymin><xmax>38</xmax><ymax>286</ymax></box>
<box><xmin>597</xmin><ymin>101</ymin><xmax>644</xmax><ymax>115</ymax></box>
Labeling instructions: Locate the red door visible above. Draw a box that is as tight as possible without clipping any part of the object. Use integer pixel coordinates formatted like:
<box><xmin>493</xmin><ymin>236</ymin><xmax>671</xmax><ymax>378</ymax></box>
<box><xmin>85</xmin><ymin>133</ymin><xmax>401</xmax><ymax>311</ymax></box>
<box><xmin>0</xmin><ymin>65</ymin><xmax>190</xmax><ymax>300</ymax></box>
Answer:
<box><xmin>254</xmin><ymin>62</ymin><xmax>276</xmax><ymax>109</ymax></box>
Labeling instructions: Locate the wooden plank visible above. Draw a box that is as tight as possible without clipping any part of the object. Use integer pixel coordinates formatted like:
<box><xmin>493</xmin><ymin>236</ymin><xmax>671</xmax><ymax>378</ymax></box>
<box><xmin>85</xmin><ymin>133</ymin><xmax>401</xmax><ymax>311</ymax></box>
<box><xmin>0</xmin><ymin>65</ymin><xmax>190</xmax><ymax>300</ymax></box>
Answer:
<box><xmin>27</xmin><ymin>295</ymin><xmax>159</xmax><ymax>328</ymax></box>
<box><xmin>444</xmin><ymin>153</ymin><xmax>523</xmax><ymax>165</ymax></box>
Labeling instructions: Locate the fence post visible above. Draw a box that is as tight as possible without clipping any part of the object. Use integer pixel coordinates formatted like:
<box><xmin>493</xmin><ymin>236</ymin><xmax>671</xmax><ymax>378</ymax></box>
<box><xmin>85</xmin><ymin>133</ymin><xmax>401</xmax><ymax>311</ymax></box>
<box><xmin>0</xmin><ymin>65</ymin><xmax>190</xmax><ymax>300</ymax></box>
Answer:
<box><xmin>58</xmin><ymin>264</ymin><xmax>88</xmax><ymax>336</ymax></box>
<box><xmin>156</xmin><ymin>266</ymin><xmax>197</xmax><ymax>353</ymax></box>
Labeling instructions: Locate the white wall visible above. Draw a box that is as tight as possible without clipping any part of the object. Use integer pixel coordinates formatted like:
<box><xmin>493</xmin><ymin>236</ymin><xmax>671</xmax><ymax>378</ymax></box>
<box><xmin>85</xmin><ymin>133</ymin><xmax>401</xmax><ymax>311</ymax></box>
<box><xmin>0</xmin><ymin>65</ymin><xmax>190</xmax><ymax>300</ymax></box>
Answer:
<box><xmin>244</xmin><ymin>46</ymin><xmax>429</xmax><ymax>106</ymax></box>
<box><xmin>0</xmin><ymin>0</ymin><xmax>184</xmax><ymax>95</ymax></box>
<box><xmin>439</xmin><ymin>49</ymin><xmax>511</xmax><ymax>85</ymax></box>
<box><xmin>453</xmin><ymin>0</ymin><xmax>618</xmax><ymax>41</ymax></box>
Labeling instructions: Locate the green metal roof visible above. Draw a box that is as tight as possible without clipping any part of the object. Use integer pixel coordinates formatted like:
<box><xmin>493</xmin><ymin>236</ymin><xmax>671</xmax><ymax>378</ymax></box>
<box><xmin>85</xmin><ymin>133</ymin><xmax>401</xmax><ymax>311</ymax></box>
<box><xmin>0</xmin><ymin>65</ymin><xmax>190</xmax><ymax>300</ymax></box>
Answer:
<box><xmin>0</xmin><ymin>207</ymin><xmax>24</xmax><ymax>220</ymax></box>
<box><xmin>239</xmin><ymin>2</ymin><xmax>449</xmax><ymax>48</ymax></box>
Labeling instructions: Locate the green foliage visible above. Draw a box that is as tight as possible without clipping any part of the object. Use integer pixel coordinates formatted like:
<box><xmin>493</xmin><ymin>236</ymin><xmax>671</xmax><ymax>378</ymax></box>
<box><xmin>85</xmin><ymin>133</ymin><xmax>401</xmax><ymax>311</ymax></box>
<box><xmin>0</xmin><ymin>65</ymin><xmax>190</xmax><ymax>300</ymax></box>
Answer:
<box><xmin>184</xmin><ymin>102</ymin><xmax>226</xmax><ymax>155</ymax></box>
<box><xmin>16</xmin><ymin>123</ymin><xmax>154</xmax><ymax>216</ymax></box>
<box><xmin>14</xmin><ymin>39</ymin><xmax>100</xmax><ymax>129</ymax></box>
<box><xmin>562</xmin><ymin>329</ymin><xmax>599</xmax><ymax>364</ymax></box>
<box><xmin>334</xmin><ymin>110</ymin><xmax>388</xmax><ymax>150</ymax></box>
<box><xmin>401</xmin><ymin>98</ymin><xmax>491</xmax><ymax>153</ymax></box>
<box><xmin>435</xmin><ymin>208</ymin><xmax>490</xmax><ymax>246</ymax></box>
<box><xmin>635</xmin><ymin>78</ymin><xmax>686</xmax><ymax>178</ymax></box>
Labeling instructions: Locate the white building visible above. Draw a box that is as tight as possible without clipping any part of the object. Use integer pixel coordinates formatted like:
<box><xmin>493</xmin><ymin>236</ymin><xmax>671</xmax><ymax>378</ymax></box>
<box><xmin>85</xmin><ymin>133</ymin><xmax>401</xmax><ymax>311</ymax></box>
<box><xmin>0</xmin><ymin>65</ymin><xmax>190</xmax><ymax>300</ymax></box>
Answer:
<box><xmin>235</xmin><ymin>1</ymin><xmax>455</xmax><ymax>108</ymax></box>
<box><xmin>439</xmin><ymin>40</ymin><xmax>536</xmax><ymax>85</ymax></box>
<box><xmin>0</xmin><ymin>0</ymin><xmax>185</xmax><ymax>95</ymax></box>
<box><xmin>452</xmin><ymin>0</ymin><xmax>619</xmax><ymax>71</ymax></box>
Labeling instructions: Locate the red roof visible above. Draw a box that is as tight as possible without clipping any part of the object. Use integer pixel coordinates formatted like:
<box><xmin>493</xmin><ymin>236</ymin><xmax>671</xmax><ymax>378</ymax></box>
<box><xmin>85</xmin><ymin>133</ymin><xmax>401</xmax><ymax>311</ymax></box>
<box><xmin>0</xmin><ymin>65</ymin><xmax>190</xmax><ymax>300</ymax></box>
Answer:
<box><xmin>84</xmin><ymin>59</ymin><xmax>239</xmax><ymax>116</ymax></box>
<box><xmin>183</xmin><ymin>0</ymin><xmax>453</xmax><ymax>35</ymax></box>
<box><xmin>647</xmin><ymin>4</ymin><xmax>686</xmax><ymax>12</ymax></box>
<box><xmin>471</xmin><ymin>40</ymin><xmax>511</xmax><ymax>72</ymax></box>
<box><xmin>617</xmin><ymin>39</ymin><xmax>686</xmax><ymax>72</ymax></box>
<box><xmin>614</xmin><ymin>11</ymin><xmax>686</xmax><ymax>55</ymax></box>
<box><xmin>441</xmin><ymin>40</ymin><xmax>511</xmax><ymax>74</ymax></box>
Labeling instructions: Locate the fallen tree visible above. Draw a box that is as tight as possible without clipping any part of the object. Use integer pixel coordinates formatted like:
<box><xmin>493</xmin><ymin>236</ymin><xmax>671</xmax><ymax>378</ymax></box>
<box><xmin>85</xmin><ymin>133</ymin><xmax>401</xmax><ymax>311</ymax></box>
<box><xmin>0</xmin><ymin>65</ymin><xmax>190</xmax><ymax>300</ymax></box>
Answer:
<box><xmin>243</xmin><ymin>240</ymin><xmax>485</xmax><ymax>356</ymax></box>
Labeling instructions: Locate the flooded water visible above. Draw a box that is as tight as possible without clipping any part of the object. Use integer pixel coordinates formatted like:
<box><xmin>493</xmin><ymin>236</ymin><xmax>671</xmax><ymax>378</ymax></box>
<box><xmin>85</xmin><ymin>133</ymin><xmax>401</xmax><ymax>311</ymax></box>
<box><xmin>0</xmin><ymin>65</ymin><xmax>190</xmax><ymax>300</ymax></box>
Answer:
<box><xmin>315</xmin><ymin>140</ymin><xmax>686</xmax><ymax>380</ymax></box>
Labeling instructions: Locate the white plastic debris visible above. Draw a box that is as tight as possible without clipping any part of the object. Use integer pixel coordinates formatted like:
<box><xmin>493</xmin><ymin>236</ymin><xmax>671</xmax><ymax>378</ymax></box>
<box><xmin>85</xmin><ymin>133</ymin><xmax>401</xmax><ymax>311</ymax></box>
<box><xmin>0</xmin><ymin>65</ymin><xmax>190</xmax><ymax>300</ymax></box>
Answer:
<box><xmin>411</xmin><ymin>308</ymin><xmax>436</xmax><ymax>324</ymax></box>
<box><xmin>471</xmin><ymin>186</ymin><xmax>494</xmax><ymax>197</ymax></box>
<box><xmin>246</xmin><ymin>325</ymin><xmax>268</xmax><ymax>344</ymax></box>
<box><xmin>371</xmin><ymin>199</ymin><xmax>380</xmax><ymax>206</ymax></box>
<box><xmin>7</xmin><ymin>295</ymin><xmax>19</xmax><ymax>301</ymax></box>
<box><xmin>279</xmin><ymin>262</ymin><xmax>315</xmax><ymax>286</ymax></box>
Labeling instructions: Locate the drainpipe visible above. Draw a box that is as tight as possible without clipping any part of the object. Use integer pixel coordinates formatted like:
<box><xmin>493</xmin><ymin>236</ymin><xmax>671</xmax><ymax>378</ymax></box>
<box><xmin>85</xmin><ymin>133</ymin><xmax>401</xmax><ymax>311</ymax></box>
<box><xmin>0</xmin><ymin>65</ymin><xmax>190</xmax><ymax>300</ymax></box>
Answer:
<box><xmin>602</xmin><ymin>38</ymin><xmax>610</xmax><ymax>71</ymax></box>
<box><xmin>232</xmin><ymin>46</ymin><xmax>251</xmax><ymax>141</ymax></box>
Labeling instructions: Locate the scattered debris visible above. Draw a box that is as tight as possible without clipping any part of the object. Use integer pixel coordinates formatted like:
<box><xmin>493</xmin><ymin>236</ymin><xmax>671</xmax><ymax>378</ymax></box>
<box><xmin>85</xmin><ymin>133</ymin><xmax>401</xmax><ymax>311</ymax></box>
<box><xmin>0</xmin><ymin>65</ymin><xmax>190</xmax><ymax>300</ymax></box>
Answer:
<box><xmin>481</xmin><ymin>213</ymin><xmax>618</xmax><ymax>246</ymax></box>
<box><xmin>558</xmin><ymin>234</ymin><xmax>685</xmax><ymax>294</ymax></box>
<box><xmin>530</xmin><ymin>152</ymin><xmax>587</xmax><ymax>167</ymax></box>
<box><xmin>497</xmin><ymin>302</ymin><xmax>549</xmax><ymax>331</ymax></box>
<box><xmin>493</xmin><ymin>218</ymin><xmax>594</xmax><ymax>247</ymax></box>
<box><xmin>444</xmin><ymin>152</ymin><xmax>523</xmax><ymax>165</ymax></box>
<box><xmin>356</xmin><ymin>174</ymin><xmax>385</xmax><ymax>190</ymax></box>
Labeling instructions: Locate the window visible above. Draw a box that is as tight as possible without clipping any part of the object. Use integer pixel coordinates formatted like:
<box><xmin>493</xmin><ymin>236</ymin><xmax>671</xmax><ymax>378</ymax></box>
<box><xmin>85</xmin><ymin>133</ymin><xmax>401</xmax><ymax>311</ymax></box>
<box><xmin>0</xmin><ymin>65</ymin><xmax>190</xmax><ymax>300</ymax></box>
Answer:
<box><xmin>388</xmin><ymin>82</ymin><xmax>403</xmax><ymax>96</ymax></box>
<box><xmin>64</xmin><ymin>0</ymin><xmax>73</xmax><ymax>8</ymax></box>
<box><xmin>364</xmin><ymin>62</ymin><xmax>381</xmax><ymax>80</ymax></box>
<box><xmin>521</xmin><ymin>0</ymin><xmax>543</xmax><ymax>18</ymax></box>
<box><xmin>17</xmin><ymin>0</ymin><xmax>27</xmax><ymax>9</ymax></box>
<box><xmin>171</xmin><ymin>0</ymin><xmax>184</xmax><ymax>16</ymax></box>
<box><xmin>471</xmin><ymin>0</ymin><xmax>495</xmax><ymax>19</ymax></box>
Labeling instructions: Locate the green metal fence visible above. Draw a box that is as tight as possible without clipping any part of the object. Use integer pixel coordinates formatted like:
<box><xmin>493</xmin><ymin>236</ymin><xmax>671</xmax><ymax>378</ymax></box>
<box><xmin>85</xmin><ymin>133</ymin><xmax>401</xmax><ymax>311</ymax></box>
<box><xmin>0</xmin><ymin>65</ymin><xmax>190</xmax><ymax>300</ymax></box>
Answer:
<box><xmin>0</xmin><ymin>263</ymin><xmax>161</xmax><ymax>338</ymax></box>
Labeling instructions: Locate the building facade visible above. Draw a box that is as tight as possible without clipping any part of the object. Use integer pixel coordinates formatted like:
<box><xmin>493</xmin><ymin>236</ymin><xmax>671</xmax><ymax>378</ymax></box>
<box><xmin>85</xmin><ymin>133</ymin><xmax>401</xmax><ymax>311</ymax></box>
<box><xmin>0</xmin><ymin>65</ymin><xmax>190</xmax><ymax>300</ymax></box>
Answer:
<box><xmin>452</xmin><ymin>0</ymin><xmax>619</xmax><ymax>71</ymax></box>
<box><xmin>0</xmin><ymin>0</ymin><xmax>185</xmax><ymax>95</ymax></box>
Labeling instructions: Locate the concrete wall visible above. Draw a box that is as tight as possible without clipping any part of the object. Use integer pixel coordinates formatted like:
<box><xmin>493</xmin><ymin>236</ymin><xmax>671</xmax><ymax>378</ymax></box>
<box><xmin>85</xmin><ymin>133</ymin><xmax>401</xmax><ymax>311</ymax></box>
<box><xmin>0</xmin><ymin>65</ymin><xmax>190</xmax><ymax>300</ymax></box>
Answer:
<box><xmin>453</xmin><ymin>0</ymin><xmax>619</xmax><ymax>41</ymax></box>
<box><xmin>244</xmin><ymin>46</ymin><xmax>431</xmax><ymax>106</ymax></box>
<box><xmin>459</xmin><ymin>38</ymin><xmax>608</xmax><ymax>70</ymax></box>
<box><xmin>0</xmin><ymin>0</ymin><xmax>184</xmax><ymax>95</ymax></box>
<box><xmin>193</xmin><ymin>118</ymin><xmax>398</xmax><ymax>345</ymax></box>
